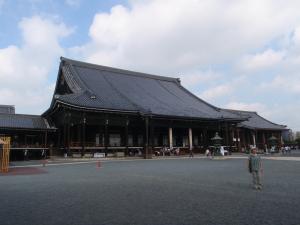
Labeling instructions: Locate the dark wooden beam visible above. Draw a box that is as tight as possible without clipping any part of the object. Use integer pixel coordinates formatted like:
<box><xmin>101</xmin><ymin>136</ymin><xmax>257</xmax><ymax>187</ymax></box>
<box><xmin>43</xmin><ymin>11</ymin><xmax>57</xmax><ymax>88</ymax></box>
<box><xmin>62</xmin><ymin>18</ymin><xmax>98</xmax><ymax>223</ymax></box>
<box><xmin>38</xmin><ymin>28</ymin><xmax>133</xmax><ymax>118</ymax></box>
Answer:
<box><xmin>125</xmin><ymin>118</ymin><xmax>129</xmax><ymax>156</ymax></box>
<box><xmin>149</xmin><ymin>118</ymin><xmax>154</xmax><ymax>158</ymax></box>
<box><xmin>104</xmin><ymin>116</ymin><xmax>109</xmax><ymax>156</ymax></box>
<box><xmin>81</xmin><ymin>113</ymin><xmax>86</xmax><ymax>157</ymax></box>
<box><xmin>144</xmin><ymin>117</ymin><xmax>150</xmax><ymax>159</ymax></box>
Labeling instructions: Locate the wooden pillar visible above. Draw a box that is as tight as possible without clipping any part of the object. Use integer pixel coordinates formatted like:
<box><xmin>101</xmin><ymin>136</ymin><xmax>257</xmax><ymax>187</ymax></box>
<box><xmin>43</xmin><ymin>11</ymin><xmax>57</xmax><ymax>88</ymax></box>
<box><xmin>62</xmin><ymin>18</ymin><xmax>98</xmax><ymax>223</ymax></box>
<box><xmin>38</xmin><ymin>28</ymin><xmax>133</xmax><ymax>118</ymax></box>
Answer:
<box><xmin>77</xmin><ymin>124</ymin><xmax>81</xmax><ymax>145</ymax></box>
<box><xmin>104</xmin><ymin>117</ymin><xmax>109</xmax><ymax>156</ymax></box>
<box><xmin>237</xmin><ymin>128</ymin><xmax>241</xmax><ymax>151</ymax></box>
<box><xmin>44</xmin><ymin>131</ymin><xmax>48</xmax><ymax>148</ymax></box>
<box><xmin>203</xmin><ymin>128</ymin><xmax>207</xmax><ymax>147</ymax></box>
<box><xmin>169</xmin><ymin>127</ymin><xmax>173</xmax><ymax>149</ymax></box>
<box><xmin>144</xmin><ymin>117</ymin><xmax>149</xmax><ymax>159</ymax></box>
<box><xmin>125</xmin><ymin>118</ymin><xmax>129</xmax><ymax>156</ymax></box>
<box><xmin>252</xmin><ymin>131</ymin><xmax>256</xmax><ymax>147</ymax></box>
<box><xmin>56</xmin><ymin>129</ymin><xmax>61</xmax><ymax>155</ymax></box>
<box><xmin>81</xmin><ymin>115</ymin><xmax>86</xmax><ymax>157</ymax></box>
<box><xmin>67</xmin><ymin>119</ymin><xmax>70</xmax><ymax>156</ymax></box>
<box><xmin>63</xmin><ymin>122</ymin><xmax>67</xmax><ymax>153</ymax></box>
<box><xmin>225</xmin><ymin>122</ymin><xmax>229</xmax><ymax>146</ymax></box>
<box><xmin>231</xmin><ymin>129</ymin><xmax>235</xmax><ymax>149</ymax></box>
<box><xmin>149</xmin><ymin>118</ymin><xmax>154</xmax><ymax>158</ymax></box>
<box><xmin>241</xmin><ymin>129</ymin><xmax>245</xmax><ymax>148</ymax></box>
<box><xmin>188</xmin><ymin>128</ymin><xmax>193</xmax><ymax>150</ymax></box>
<box><xmin>247</xmin><ymin>130</ymin><xmax>251</xmax><ymax>147</ymax></box>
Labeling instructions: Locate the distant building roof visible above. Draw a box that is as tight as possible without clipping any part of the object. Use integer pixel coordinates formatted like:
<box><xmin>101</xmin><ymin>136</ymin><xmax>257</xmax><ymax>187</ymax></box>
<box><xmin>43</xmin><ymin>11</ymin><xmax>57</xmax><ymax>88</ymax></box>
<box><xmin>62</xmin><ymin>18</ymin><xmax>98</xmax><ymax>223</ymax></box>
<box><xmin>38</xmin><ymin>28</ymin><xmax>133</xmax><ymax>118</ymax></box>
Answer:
<box><xmin>44</xmin><ymin>57</ymin><xmax>245</xmax><ymax>121</ymax></box>
<box><xmin>0</xmin><ymin>105</ymin><xmax>15</xmax><ymax>114</ymax></box>
<box><xmin>0</xmin><ymin>113</ymin><xmax>55</xmax><ymax>131</ymax></box>
<box><xmin>222</xmin><ymin>109</ymin><xmax>287</xmax><ymax>130</ymax></box>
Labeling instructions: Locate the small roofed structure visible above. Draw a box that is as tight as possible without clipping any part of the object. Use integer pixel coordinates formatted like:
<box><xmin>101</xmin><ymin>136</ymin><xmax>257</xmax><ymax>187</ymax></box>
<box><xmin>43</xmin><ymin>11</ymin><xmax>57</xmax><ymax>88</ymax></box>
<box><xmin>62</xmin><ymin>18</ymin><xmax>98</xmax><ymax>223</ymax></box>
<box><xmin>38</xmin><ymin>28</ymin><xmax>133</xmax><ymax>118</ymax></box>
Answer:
<box><xmin>0</xmin><ymin>113</ymin><xmax>56</xmax><ymax>160</ymax></box>
<box><xmin>221</xmin><ymin>109</ymin><xmax>287</xmax><ymax>151</ymax></box>
<box><xmin>0</xmin><ymin>105</ymin><xmax>15</xmax><ymax>114</ymax></box>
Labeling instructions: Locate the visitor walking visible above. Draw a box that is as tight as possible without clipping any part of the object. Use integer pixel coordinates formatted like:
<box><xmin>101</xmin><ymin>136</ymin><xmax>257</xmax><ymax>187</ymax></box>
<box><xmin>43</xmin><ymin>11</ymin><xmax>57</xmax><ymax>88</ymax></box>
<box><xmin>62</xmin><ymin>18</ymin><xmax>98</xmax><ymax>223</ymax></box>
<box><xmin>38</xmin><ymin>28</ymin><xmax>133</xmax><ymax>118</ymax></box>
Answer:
<box><xmin>248</xmin><ymin>148</ymin><xmax>263</xmax><ymax>190</ymax></box>
<box><xmin>205</xmin><ymin>148</ymin><xmax>210</xmax><ymax>157</ymax></box>
<box><xmin>24</xmin><ymin>149</ymin><xmax>28</xmax><ymax>161</ymax></box>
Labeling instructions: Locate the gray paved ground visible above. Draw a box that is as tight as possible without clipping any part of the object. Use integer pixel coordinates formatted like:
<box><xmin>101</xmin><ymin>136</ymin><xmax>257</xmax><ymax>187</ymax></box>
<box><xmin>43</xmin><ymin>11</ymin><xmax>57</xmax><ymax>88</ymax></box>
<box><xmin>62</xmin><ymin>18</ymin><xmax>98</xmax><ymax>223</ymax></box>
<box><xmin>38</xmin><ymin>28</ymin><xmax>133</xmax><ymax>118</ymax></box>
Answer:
<box><xmin>1</xmin><ymin>157</ymin><xmax>300</xmax><ymax>225</ymax></box>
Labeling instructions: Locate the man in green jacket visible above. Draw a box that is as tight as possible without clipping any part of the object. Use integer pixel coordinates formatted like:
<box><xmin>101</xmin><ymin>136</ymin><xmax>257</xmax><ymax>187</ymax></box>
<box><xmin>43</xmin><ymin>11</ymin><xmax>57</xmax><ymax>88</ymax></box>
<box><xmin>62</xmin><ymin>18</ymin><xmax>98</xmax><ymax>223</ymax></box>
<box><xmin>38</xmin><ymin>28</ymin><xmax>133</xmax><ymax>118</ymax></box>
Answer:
<box><xmin>248</xmin><ymin>148</ymin><xmax>263</xmax><ymax>190</ymax></box>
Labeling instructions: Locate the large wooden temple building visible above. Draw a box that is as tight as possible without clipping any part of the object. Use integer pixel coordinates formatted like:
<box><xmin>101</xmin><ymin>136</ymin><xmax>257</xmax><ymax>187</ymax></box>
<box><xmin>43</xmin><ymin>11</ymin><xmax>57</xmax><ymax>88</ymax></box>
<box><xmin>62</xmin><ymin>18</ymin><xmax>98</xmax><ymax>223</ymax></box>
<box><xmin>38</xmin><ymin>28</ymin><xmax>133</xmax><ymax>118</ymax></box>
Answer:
<box><xmin>0</xmin><ymin>57</ymin><xmax>287</xmax><ymax>160</ymax></box>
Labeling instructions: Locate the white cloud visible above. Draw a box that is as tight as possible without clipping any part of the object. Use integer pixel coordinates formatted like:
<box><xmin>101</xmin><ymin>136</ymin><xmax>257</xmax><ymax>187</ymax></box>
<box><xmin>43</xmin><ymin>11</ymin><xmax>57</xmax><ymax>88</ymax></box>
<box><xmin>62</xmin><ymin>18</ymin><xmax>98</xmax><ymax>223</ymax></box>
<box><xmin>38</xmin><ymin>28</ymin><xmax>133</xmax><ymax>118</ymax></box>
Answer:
<box><xmin>238</xmin><ymin>49</ymin><xmax>285</xmax><ymax>71</ymax></box>
<box><xmin>197</xmin><ymin>76</ymin><xmax>247</xmax><ymax>101</ymax></box>
<box><xmin>260</xmin><ymin>74</ymin><xmax>300</xmax><ymax>94</ymax></box>
<box><xmin>0</xmin><ymin>16</ymin><xmax>72</xmax><ymax>113</ymax></box>
<box><xmin>72</xmin><ymin>0</ymin><xmax>300</xmax><ymax>75</ymax></box>
<box><xmin>267</xmin><ymin>103</ymin><xmax>300</xmax><ymax>131</ymax></box>
<box><xmin>179</xmin><ymin>69</ymin><xmax>222</xmax><ymax>87</ymax></box>
<box><xmin>224</xmin><ymin>102</ymin><xmax>267</xmax><ymax>114</ymax></box>
<box><xmin>65</xmin><ymin>0</ymin><xmax>81</xmax><ymax>7</ymax></box>
<box><xmin>199</xmin><ymin>84</ymin><xmax>232</xmax><ymax>101</ymax></box>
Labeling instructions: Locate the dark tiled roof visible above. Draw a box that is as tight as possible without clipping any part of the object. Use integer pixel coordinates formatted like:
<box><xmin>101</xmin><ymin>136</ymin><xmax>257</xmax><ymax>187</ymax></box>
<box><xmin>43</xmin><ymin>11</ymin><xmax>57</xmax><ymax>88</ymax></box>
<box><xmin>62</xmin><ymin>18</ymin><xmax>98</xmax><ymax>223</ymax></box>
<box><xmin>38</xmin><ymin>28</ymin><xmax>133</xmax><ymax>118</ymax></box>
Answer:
<box><xmin>47</xmin><ymin>57</ymin><xmax>244</xmax><ymax>121</ymax></box>
<box><xmin>222</xmin><ymin>109</ymin><xmax>287</xmax><ymax>130</ymax></box>
<box><xmin>0</xmin><ymin>105</ymin><xmax>15</xmax><ymax>114</ymax></box>
<box><xmin>0</xmin><ymin>113</ymin><xmax>54</xmax><ymax>130</ymax></box>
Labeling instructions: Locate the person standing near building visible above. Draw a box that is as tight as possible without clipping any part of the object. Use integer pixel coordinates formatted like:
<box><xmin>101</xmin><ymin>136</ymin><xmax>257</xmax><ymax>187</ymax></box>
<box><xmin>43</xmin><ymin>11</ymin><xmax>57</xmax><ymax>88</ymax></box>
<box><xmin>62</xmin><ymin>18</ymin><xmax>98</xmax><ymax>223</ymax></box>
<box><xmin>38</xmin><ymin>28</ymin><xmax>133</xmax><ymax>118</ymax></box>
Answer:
<box><xmin>248</xmin><ymin>148</ymin><xmax>263</xmax><ymax>190</ymax></box>
<box><xmin>24</xmin><ymin>149</ymin><xmax>28</xmax><ymax>161</ymax></box>
<box><xmin>205</xmin><ymin>148</ymin><xmax>210</xmax><ymax>157</ymax></box>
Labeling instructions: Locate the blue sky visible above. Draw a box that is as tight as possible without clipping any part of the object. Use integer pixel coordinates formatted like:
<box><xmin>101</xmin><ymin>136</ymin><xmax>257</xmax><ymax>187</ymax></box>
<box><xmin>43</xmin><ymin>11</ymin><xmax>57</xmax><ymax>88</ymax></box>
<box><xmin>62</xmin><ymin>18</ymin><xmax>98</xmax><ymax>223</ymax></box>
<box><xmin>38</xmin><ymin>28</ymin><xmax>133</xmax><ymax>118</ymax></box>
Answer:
<box><xmin>0</xmin><ymin>0</ymin><xmax>299</xmax><ymax>131</ymax></box>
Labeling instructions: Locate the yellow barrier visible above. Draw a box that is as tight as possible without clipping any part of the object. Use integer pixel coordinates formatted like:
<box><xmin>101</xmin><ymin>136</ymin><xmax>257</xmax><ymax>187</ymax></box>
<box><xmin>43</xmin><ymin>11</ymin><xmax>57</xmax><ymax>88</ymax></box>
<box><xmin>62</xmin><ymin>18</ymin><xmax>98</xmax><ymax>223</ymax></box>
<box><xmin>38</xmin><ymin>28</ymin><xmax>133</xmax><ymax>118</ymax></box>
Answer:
<box><xmin>0</xmin><ymin>137</ymin><xmax>11</xmax><ymax>173</ymax></box>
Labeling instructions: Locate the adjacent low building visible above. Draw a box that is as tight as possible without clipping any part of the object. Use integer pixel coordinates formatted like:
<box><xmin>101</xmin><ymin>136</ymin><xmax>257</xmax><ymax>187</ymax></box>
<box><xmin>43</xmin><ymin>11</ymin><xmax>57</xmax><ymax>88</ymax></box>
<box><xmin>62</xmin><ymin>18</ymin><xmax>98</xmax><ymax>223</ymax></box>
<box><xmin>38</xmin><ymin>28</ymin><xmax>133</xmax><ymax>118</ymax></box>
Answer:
<box><xmin>221</xmin><ymin>109</ymin><xmax>287</xmax><ymax>151</ymax></box>
<box><xmin>0</xmin><ymin>105</ymin><xmax>56</xmax><ymax>160</ymax></box>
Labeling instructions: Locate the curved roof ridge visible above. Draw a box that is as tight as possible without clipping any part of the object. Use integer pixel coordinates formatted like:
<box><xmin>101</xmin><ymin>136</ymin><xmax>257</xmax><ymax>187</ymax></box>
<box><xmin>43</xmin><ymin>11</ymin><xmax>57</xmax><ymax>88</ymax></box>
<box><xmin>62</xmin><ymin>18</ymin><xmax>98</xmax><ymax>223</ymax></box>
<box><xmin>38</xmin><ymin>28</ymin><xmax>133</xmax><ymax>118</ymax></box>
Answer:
<box><xmin>62</xmin><ymin>60</ymin><xmax>95</xmax><ymax>97</ymax></box>
<box><xmin>61</xmin><ymin>57</ymin><xmax>179</xmax><ymax>83</ymax></box>
<box><xmin>61</xmin><ymin>64</ymin><xmax>82</xmax><ymax>93</ymax></box>
<box><xmin>176</xmin><ymin>84</ymin><xmax>222</xmax><ymax>112</ymax></box>
<box><xmin>253</xmin><ymin>112</ymin><xmax>286</xmax><ymax>128</ymax></box>
<box><xmin>0</xmin><ymin>112</ymin><xmax>44</xmax><ymax>117</ymax></box>
<box><xmin>221</xmin><ymin>108</ymin><xmax>257</xmax><ymax>114</ymax></box>
<box><xmin>223</xmin><ymin>108</ymin><xmax>287</xmax><ymax>129</ymax></box>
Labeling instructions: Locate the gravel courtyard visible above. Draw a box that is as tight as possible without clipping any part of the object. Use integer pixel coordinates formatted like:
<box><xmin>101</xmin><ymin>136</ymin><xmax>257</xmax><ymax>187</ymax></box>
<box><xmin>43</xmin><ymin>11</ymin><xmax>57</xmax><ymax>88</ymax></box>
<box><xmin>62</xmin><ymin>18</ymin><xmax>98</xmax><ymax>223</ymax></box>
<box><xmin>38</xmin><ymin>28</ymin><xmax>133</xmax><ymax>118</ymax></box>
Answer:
<box><xmin>1</xmin><ymin>157</ymin><xmax>300</xmax><ymax>225</ymax></box>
